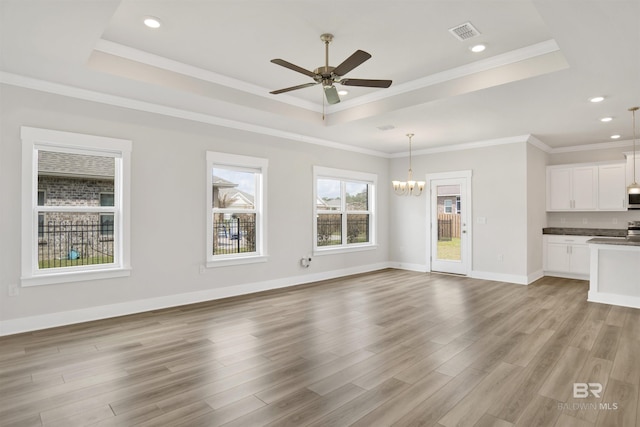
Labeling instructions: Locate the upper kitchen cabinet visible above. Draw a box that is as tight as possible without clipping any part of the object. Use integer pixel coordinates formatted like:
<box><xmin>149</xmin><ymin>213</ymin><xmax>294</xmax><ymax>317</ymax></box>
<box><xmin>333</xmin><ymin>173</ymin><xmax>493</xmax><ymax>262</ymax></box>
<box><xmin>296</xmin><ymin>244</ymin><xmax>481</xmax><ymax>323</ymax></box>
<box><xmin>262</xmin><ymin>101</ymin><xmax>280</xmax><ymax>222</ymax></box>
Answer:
<box><xmin>598</xmin><ymin>163</ymin><xmax>626</xmax><ymax>210</ymax></box>
<box><xmin>625</xmin><ymin>153</ymin><xmax>640</xmax><ymax>188</ymax></box>
<box><xmin>547</xmin><ymin>162</ymin><xmax>626</xmax><ymax>212</ymax></box>
<box><xmin>547</xmin><ymin>165</ymin><xmax>597</xmax><ymax>211</ymax></box>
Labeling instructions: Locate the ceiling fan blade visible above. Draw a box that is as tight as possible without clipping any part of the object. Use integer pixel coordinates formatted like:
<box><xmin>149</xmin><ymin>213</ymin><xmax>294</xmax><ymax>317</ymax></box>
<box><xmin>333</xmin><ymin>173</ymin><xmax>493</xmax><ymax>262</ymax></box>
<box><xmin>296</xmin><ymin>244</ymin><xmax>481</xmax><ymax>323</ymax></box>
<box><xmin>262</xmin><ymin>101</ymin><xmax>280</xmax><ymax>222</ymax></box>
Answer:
<box><xmin>270</xmin><ymin>59</ymin><xmax>317</xmax><ymax>78</ymax></box>
<box><xmin>270</xmin><ymin>82</ymin><xmax>318</xmax><ymax>95</ymax></box>
<box><xmin>340</xmin><ymin>78</ymin><xmax>392</xmax><ymax>88</ymax></box>
<box><xmin>333</xmin><ymin>50</ymin><xmax>371</xmax><ymax>76</ymax></box>
<box><xmin>324</xmin><ymin>85</ymin><xmax>340</xmax><ymax>104</ymax></box>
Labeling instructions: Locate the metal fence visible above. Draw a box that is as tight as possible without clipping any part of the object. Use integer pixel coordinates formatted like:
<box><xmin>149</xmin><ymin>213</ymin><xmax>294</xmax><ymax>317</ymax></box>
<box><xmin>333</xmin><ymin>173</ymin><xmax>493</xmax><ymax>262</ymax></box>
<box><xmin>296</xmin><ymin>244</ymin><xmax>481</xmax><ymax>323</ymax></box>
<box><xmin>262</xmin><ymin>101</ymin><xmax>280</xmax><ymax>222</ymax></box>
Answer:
<box><xmin>38</xmin><ymin>221</ymin><xmax>114</xmax><ymax>268</ymax></box>
<box><xmin>317</xmin><ymin>216</ymin><xmax>369</xmax><ymax>246</ymax></box>
<box><xmin>213</xmin><ymin>216</ymin><xmax>256</xmax><ymax>255</ymax></box>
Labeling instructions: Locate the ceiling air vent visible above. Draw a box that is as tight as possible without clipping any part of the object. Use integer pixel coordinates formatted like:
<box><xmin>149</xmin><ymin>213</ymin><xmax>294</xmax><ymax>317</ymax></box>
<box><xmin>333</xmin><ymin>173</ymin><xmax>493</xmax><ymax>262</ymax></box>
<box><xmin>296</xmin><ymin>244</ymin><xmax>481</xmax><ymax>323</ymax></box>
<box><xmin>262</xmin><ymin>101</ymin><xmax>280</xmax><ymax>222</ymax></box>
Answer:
<box><xmin>448</xmin><ymin>22</ymin><xmax>481</xmax><ymax>41</ymax></box>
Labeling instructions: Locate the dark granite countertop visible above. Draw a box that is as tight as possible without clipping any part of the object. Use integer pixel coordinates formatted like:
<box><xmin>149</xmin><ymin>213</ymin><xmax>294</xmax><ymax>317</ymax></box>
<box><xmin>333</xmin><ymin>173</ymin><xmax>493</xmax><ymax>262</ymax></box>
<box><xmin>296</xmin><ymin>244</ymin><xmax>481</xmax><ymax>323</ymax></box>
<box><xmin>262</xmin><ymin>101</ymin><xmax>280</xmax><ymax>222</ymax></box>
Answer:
<box><xmin>587</xmin><ymin>237</ymin><xmax>640</xmax><ymax>247</ymax></box>
<box><xmin>543</xmin><ymin>227</ymin><xmax>627</xmax><ymax>237</ymax></box>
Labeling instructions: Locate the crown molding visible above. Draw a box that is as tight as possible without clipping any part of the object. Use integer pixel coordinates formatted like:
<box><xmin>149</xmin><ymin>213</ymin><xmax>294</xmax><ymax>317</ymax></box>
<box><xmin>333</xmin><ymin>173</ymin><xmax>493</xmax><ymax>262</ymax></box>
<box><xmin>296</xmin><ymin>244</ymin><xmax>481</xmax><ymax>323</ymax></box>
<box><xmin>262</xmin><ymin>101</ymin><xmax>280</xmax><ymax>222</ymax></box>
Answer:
<box><xmin>329</xmin><ymin>39</ymin><xmax>561</xmax><ymax>113</ymax></box>
<box><xmin>0</xmin><ymin>72</ymin><xmax>389</xmax><ymax>158</ymax></box>
<box><xmin>94</xmin><ymin>39</ymin><xmax>322</xmax><ymax>113</ymax></box>
<box><xmin>549</xmin><ymin>139</ymin><xmax>634</xmax><ymax>154</ymax></box>
<box><xmin>389</xmin><ymin>134</ymin><xmax>534</xmax><ymax>158</ymax></box>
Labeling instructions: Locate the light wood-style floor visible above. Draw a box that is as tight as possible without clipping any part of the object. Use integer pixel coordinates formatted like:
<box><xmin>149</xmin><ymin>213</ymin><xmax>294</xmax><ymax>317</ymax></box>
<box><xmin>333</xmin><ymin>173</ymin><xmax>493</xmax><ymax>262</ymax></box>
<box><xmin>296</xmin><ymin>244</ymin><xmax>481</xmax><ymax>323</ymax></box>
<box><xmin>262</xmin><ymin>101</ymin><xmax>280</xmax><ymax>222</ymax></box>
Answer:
<box><xmin>1</xmin><ymin>269</ymin><xmax>639</xmax><ymax>426</ymax></box>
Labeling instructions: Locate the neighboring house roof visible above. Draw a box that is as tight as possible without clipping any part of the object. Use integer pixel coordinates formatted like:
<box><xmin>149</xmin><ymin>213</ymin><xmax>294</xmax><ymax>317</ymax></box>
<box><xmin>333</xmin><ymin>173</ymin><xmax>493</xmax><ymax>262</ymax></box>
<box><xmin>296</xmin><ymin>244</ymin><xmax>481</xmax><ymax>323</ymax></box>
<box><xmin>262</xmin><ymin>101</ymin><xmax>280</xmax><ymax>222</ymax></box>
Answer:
<box><xmin>212</xmin><ymin>175</ymin><xmax>238</xmax><ymax>188</ymax></box>
<box><xmin>38</xmin><ymin>151</ymin><xmax>114</xmax><ymax>179</ymax></box>
<box><xmin>218</xmin><ymin>188</ymin><xmax>254</xmax><ymax>209</ymax></box>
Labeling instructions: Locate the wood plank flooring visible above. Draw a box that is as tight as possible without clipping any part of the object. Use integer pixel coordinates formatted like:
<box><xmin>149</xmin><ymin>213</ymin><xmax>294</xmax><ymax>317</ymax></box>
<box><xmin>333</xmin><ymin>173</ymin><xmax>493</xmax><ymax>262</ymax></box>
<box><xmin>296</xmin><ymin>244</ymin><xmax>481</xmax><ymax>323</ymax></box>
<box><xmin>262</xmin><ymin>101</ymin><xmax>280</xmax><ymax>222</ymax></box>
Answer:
<box><xmin>1</xmin><ymin>269</ymin><xmax>639</xmax><ymax>426</ymax></box>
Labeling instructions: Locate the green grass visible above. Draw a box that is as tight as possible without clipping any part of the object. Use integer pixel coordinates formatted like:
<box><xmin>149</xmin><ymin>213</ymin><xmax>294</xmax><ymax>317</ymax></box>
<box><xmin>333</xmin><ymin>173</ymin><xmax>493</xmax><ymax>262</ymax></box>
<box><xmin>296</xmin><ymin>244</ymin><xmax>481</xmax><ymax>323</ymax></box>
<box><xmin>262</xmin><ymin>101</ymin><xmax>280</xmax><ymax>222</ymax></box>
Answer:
<box><xmin>39</xmin><ymin>257</ymin><xmax>113</xmax><ymax>269</ymax></box>
<box><xmin>437</xmin><ymin>237</ymin><xmax>461</xmax><ymax>261</ymax></box>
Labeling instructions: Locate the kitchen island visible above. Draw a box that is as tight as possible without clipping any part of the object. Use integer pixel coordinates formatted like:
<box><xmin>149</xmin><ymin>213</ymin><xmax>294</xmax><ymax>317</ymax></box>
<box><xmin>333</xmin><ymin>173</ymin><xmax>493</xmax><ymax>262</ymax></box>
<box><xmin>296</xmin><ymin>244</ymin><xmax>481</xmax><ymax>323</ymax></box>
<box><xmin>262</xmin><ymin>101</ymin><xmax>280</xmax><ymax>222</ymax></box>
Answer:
<box><xmin>587</xmin><ymin>237</ymin><xmax>640</xmax><ymax>309</ymax></box>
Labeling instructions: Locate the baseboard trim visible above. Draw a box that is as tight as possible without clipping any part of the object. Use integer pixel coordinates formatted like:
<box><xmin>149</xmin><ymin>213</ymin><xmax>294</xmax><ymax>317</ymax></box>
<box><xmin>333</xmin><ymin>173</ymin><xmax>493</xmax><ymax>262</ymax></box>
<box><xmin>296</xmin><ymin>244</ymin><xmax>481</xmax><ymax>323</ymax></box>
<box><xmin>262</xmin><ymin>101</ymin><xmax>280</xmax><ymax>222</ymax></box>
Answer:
<box><xmin>588</xmin><ymin>291</ymin><xmax>640</xmax><ymax>310</ymax></box>
<box><xmin>388</xmin><ymin>262</ymin><xmax>429</xmax><ymax>272</ymax></box>
<box><xmin>0</xmin><ymin>262</ymin><xmax>391</xmax><ymax>336</ymax></box>
<box><xmin>543</xmin><ymin>271</ymin><xmax>589</xmax><ymax>281</ymax></box>
<box><xmin>470</xmin><ymin>270</ymin><xmax>530</xmax><ymax>285</ymax></box>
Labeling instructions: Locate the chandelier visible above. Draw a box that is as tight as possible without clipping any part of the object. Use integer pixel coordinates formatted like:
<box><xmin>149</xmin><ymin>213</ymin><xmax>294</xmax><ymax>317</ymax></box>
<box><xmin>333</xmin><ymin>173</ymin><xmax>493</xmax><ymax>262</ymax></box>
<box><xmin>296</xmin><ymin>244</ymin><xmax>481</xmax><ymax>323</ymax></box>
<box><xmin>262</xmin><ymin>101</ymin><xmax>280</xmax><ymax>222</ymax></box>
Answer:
<box><xmin>628</xmin><ymin>107</ymin><xmax>640</xmax><ymax>195</ymax></box>
<box><xmin>392</xmin><ymin>133</ymin><xmax>425</xmax><ymax>196</ymax></box>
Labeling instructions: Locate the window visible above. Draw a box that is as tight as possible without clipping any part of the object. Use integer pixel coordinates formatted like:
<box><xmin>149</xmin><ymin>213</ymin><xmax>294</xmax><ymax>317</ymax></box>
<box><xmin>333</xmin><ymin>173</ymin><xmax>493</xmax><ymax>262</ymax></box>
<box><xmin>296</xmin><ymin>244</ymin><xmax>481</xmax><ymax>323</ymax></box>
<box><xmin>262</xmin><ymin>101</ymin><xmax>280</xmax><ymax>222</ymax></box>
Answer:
<box><xmin>100</xmin><ymin>193</ymin><xmax>114</xmax><ymax>236</ymax></box>
<box><xmin>206</xmin><ymin>151</ymin><xmax>267</xmax><ymax>267</ymax></box>
<box><xmin>21</xmin><ymin>127</ymin><xmax>132</xmax><ymax>286</ymax></box>
<box><xmin>444</xmin><ymin>199</ymin><xmax>453</xmax><ymax>214</ymax></box>
<box><xmin>314</xmin><ymin>166</ymin><xmax>376</xmax><ymax>253</ymax></box>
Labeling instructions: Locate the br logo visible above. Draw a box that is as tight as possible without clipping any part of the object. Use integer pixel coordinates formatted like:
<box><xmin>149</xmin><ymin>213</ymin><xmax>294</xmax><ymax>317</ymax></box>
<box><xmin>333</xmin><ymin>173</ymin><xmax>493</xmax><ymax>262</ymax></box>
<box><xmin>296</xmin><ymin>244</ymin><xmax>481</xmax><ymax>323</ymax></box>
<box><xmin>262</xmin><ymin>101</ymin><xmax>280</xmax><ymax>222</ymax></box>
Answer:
<box><xmin>573</xmin><ymin>383</ymin><xmax>603</xmax><ymax>398</ymax></box>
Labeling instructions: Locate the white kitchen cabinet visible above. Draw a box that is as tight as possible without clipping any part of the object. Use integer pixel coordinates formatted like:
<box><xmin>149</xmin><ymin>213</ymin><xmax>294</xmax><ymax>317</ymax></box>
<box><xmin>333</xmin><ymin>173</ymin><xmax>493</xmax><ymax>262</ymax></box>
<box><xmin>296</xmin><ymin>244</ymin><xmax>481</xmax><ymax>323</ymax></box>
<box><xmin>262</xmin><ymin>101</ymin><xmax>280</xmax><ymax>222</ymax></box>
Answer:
<box><xmin>598</xmin><ymin>163</ymin><xmax>626</xmax><ymax>210</ymax></box>
<box><xmin>625</xmin><ymin>152</ymin><xmax>640</xmax><ymax>187</ymax></box>
<box><xmin>547</xmin><ymin>166</ymin><xmax>597</xmax><ymax>211</ymax></box>
<box><xmin>544</xmin><ymin>235</ymin><xmax>592</xmax><ymax>278</ymax></box>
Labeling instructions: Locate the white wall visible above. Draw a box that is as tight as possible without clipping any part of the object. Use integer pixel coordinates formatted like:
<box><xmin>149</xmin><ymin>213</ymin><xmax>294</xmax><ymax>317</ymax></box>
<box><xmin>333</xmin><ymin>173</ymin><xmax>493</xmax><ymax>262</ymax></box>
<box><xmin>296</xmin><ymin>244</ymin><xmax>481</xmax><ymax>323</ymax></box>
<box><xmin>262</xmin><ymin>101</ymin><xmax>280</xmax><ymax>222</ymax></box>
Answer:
<box><xmin>0</xmin><ymin>85</ymin><xmax>390</xmax><ymax>333</ymax></box>
<box><xmin>526</xmin><ymin>143</ymin><xmax>549</xmax><ymax>281</ymax></box>
<box><xmin>389</xmin><ymin>141</ymin><xmax>531</xmax><ymax>283</ymax></box>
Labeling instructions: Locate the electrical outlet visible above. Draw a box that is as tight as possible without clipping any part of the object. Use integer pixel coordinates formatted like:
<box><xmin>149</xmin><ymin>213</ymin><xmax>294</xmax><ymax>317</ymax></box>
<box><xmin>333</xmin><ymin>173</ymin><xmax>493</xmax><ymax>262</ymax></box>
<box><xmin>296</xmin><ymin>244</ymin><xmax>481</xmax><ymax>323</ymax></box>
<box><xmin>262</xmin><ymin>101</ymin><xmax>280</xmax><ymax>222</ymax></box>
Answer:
<box><xmin>8</xmin><ymin>284</ymin><xmax>19</xmax><ymax>297</ymax></box>
<box><xmin>497</xmin><ymin>254</ymin><xmax>504</xmax><ymax>262</ymax></box>
<box><xmin>582</xmin><ymin>218</ymin><xmax>588</xmax><ymax>224</ymax></box>
<box><xmin>613</xmin><ymin>218</ymin><xmax>618</xmax><ymax>225</ymax></box>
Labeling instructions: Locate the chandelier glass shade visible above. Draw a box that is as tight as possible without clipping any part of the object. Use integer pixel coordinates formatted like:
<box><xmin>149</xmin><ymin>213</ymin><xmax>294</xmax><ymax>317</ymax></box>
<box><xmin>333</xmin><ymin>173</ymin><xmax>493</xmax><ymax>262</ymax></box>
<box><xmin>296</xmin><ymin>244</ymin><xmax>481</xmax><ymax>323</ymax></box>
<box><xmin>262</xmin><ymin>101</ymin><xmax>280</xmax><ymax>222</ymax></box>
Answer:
<box><xmin>628</xmin><ymin>107</ymin><xmax>640</xmax><ymax>195</ymax></box>
<box><xmin>392</xmin><ymin>133</ymin><xmax>425</xmax><ymax>196</ymax></box>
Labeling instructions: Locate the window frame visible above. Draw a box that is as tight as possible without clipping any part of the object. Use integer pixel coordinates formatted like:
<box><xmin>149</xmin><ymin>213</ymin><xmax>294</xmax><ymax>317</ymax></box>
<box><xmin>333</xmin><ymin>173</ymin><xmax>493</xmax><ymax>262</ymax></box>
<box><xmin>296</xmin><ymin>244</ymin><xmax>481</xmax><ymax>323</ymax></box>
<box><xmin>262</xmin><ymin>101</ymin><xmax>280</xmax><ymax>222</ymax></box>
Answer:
<box><xmin>206</xmin><ymin>151</ymin><xmax>268</xmax><ymax>268</ymax></box>
<box><xmin>313</xmin><ymin>166</ymin><xmax>377</xmax><ymax>255</ymax></box>
<box><xmin>21</xmin><ymin>127</ymin><xmax>132</xmax><ymax>286</ymax></box>
<box><xmin>444</xmin><ymin>199</ymin><xmax>453</xmax><ymax>214</ymax></box>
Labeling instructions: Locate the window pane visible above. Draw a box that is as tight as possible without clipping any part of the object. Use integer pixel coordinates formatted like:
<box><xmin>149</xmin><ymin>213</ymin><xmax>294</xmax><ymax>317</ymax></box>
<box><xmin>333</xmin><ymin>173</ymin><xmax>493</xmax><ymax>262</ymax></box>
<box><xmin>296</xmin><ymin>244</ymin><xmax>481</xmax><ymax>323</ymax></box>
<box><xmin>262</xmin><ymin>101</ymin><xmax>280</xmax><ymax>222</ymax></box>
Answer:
<box><xmin>213</xmin><ymin>213</ymin><xmax>257</xmax><ymax>255</ymax></box>
<box><xmin>317</xmin><ymin>179</ymin><xmax>341</xmax><ymax>211</ymax></box>
<box><xmin>38</xmin><ymin>151</ymin><xmax>115</xmax><ymax>207</ymax></box>
<box><xmin>347</xmin><ymin>214</ymin><xmax>369</xmax><ymax>243</ymax></box>
<box><xmin>100</xmin><ymin>193</ymin><xmax>114</xmax><ymax>207</ymax></box>
<box><xmin>346</xmin><ymin>182</ymin><xmax>368</xmax><ymax>211</ymax></box>
<box><xmin>100</xmin><ymin>214</ymin><xmax>114</xmax><ymax>236</ymax></box>
<box><xmin>317</xmin><ymin>214</ymin><xmax>342</xmax><ymax>246</ymax></box>
<box><xmin>212</xmin><ymin>168</ymin><xmax>256</xmax><ymax>210</ymax></box>
<box><xmin>37</xmin><ymin>212</ymin><xmax>114</xmax><ymax>269</ymax></box>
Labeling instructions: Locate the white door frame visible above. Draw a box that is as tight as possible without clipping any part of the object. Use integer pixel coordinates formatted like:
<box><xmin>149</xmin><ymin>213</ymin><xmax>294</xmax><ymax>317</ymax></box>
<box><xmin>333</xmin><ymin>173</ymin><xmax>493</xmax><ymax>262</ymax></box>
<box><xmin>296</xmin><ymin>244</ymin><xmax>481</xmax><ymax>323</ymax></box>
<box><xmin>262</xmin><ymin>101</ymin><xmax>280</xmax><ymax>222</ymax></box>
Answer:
<box><xmin>426</xmin><ymin>170</ymin><xmax>472</xmax><ymax>275</ymax></box>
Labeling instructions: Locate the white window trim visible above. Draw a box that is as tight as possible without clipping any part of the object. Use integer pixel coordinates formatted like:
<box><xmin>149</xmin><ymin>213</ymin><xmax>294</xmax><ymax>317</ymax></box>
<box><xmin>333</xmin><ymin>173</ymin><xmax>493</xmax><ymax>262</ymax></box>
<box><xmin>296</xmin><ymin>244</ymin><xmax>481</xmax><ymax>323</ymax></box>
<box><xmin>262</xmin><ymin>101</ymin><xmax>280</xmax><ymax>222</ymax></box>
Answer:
<box><xmin>313</xmin><ymin>166</ymin><xmax>377</xmax><ymax>255</ymax></box>
<box><xmin>206</xmin><ymin>151</ymin><xmax>268</xmax><ymax>268</ymax></box>
<box><xmin>20</xmin><ymin>127</ymin><xmax>132</xmax><ymax>286</ymax></box>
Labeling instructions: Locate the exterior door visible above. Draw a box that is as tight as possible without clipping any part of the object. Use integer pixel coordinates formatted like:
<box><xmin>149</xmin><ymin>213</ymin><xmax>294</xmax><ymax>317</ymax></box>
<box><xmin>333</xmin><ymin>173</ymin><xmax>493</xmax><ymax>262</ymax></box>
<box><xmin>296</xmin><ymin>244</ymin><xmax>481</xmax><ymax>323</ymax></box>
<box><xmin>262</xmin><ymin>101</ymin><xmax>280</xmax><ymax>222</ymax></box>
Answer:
<box><xmin>429</xmin><ymin>172</ymin><xmax>471</xmax><ymax>275</ymax></box>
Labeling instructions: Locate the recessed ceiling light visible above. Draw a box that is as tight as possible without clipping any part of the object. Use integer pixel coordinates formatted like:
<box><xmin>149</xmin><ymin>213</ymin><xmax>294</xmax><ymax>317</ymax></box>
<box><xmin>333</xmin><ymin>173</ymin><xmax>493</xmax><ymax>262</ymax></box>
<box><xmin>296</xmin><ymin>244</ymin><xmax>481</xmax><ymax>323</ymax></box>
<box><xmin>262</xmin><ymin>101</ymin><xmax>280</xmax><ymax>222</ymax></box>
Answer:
<box><xmin>143</xmin><ymin>16</ymin><xmax>161</xmax><ymax>28</ymax></box>
<box><xmin>601</xmin><ymin>117</ymin><xmax>613</xmax><ymax>122</ymax></box>
<box><xmin>470</xmin><ymin>44</ymin><xmax>486</xmax><ymax>53</ymax></box>
<box><xmin>590</xmin><ymin>96</ymin><xmax>605</xmax><ymax>103</ymax></box>
<box><xmin>611</xmin><ymin>134</ymin><xmax>621</xmax><ymax>139</ymax></box>
<box><xmin>338</xmin><ymin>89</ymin><xmax>349</xmax><ymax>96</ymax></box>
<box><xmin>377</xmin><ymin>125</ymin><xmax>395</xmax><ymax>131</ymax></box>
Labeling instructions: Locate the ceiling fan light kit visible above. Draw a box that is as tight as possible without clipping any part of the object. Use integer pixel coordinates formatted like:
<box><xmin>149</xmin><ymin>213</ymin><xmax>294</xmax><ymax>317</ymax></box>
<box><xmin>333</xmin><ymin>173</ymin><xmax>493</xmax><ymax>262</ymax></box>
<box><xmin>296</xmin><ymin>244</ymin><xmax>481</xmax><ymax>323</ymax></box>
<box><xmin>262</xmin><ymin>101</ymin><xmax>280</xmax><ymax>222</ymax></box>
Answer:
<box><xmin>269</xmin><ymin>33</ymin><xmax>392</xmax><ymax>105</ymax></box>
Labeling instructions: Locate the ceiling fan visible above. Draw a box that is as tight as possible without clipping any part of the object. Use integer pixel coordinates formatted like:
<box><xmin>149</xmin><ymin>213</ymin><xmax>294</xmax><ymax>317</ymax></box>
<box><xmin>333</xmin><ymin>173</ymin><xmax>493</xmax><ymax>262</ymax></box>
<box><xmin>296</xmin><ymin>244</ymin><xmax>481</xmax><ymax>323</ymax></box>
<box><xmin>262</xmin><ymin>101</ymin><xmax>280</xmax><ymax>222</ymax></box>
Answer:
<box><xmin>269</xmin><ymin>33</ymin><xmax>392</xmax><ymax>105</ymax></box>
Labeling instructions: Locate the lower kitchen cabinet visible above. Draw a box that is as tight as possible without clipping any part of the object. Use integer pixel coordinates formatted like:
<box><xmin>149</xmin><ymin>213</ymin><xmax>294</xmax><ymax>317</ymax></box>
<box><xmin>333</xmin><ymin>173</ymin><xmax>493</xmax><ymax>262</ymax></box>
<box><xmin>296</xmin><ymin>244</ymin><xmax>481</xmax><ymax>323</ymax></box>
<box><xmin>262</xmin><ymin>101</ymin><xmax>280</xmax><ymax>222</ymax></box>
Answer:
<box><xmin>543</xmin><ymin>235</ymin><xmax>592</xmax><ymax>279</ymax></box>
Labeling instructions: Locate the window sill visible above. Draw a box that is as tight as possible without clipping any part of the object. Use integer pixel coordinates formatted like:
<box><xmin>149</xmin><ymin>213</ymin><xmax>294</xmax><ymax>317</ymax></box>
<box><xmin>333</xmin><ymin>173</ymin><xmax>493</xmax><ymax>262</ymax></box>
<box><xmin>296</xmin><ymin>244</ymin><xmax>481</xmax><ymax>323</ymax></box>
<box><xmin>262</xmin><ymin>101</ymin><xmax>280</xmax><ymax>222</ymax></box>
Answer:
<box><xmin>313</xmin><ymin>244</ymin><xmax>378</xmax><ymax>256</ymax></box>
<box><xmin>21</xmin><ymin>266</ymin><xmax>132</xmax><ymax>287</ymax></box>
<box><xmin>206</xmin><ymin>255</ymin><xmax>268</xmax><ymax>268</ymax></box>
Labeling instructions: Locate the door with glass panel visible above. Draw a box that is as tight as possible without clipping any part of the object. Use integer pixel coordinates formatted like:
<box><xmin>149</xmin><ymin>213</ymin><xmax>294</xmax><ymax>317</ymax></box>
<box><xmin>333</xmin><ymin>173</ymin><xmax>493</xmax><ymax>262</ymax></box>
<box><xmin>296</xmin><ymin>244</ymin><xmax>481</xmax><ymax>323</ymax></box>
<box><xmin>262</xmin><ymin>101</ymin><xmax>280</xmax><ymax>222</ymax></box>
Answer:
<box><xmin>429</xmin><ymin>173</ymin><xmax>471</xmax><ymax>275</ymax></box>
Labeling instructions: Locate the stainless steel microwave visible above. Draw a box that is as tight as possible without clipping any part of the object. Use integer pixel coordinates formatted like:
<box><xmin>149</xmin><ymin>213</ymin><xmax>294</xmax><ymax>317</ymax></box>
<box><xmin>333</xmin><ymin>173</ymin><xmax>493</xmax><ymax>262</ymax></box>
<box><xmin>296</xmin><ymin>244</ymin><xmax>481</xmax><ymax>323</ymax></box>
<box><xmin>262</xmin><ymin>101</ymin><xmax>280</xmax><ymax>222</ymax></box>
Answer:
<box><xmin>629</xmin><ymin>193</ymin><xmax>640</xmax><ymax>209</ymax></box>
